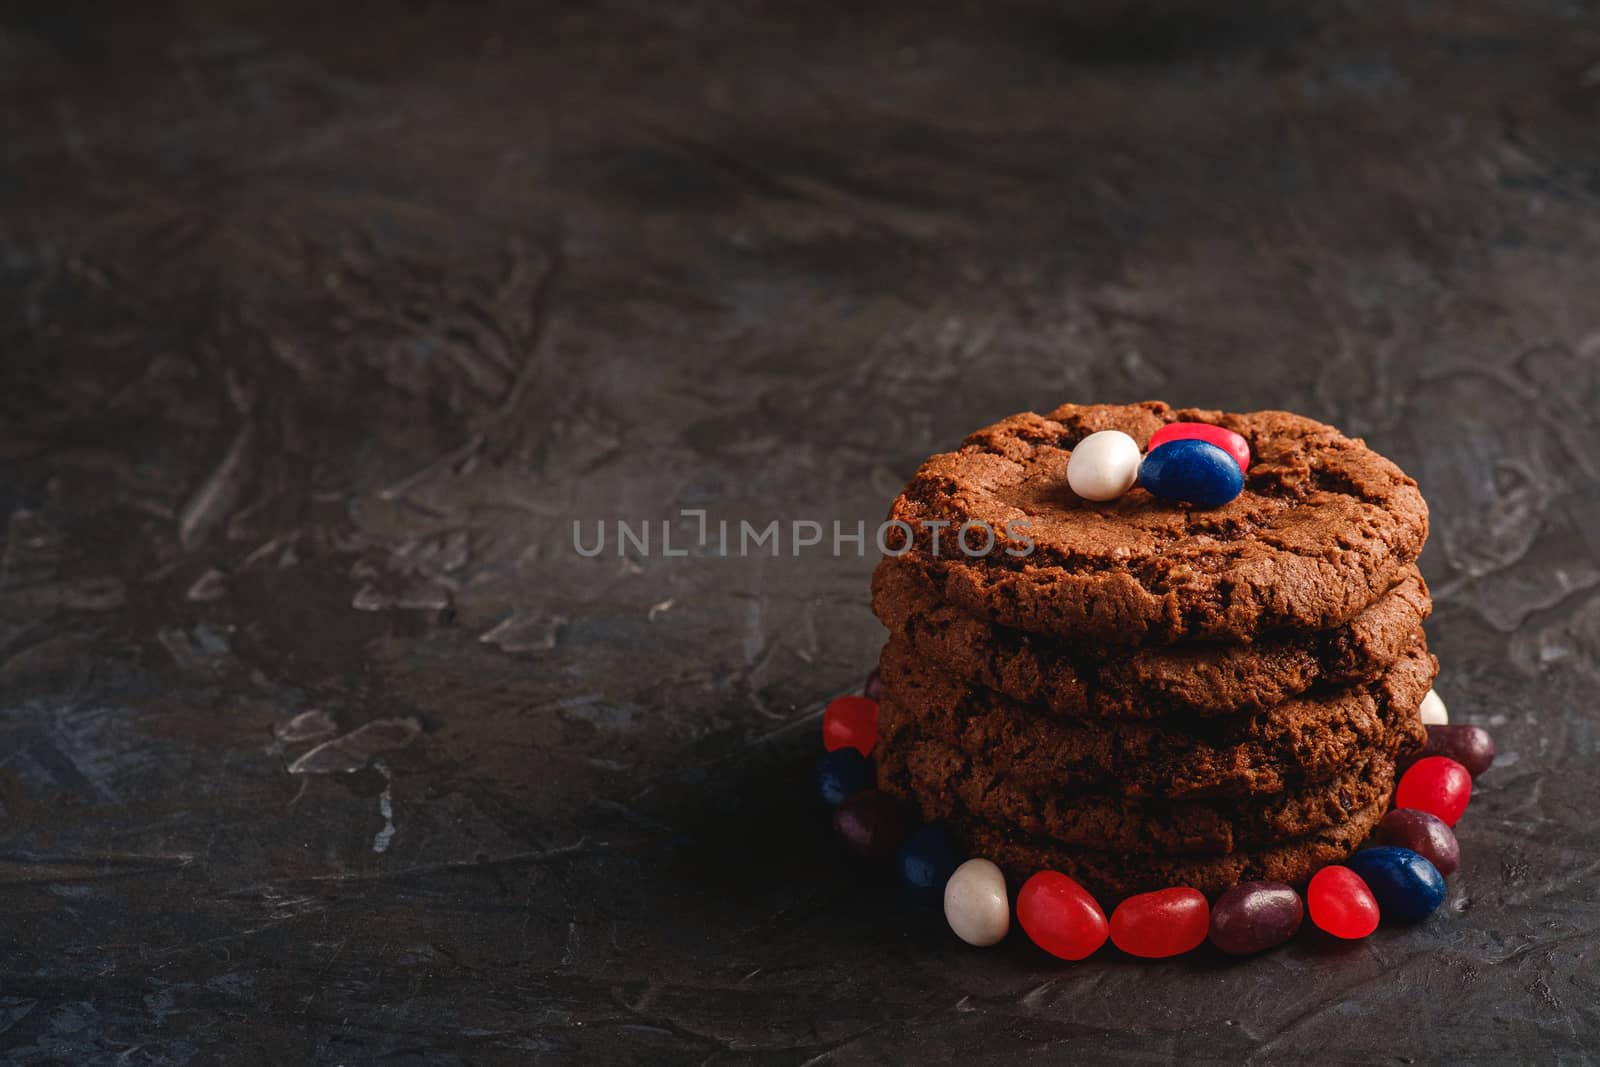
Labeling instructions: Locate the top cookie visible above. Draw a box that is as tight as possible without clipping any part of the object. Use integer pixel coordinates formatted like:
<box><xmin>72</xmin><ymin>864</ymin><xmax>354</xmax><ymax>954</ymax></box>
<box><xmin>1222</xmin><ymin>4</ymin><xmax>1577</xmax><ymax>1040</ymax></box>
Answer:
<box><xmin>883</xmin><ymin>401</ymin><xmax>1428</xmax><ymax>644</ymax></box>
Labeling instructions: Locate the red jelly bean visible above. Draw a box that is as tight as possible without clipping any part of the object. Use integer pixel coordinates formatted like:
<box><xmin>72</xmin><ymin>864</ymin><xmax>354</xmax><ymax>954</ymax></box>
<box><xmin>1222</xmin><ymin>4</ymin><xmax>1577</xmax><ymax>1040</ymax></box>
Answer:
<box><xmin>1307</xmin><ymin>866</ymin><xmax>1380</xmax><ymax>939</ymax></box>
<box><xmin>1395</xmin><ymin>756</ymin><xmax>1472</xmax><ymax>826</ymax></box>
<box><xmin>1017</xmin><ymin>871</ymin><xmax>1108</xmax><ymax>961</ymax></box>
<box><xmin>822</xmin><ymin>696</ymin><xmax>878</xmax><ymax>756</ymax></box>
<box><xmin>1109</xmin><ymin>887</ymin><xmax>1210</xmax><ymax>958</ymax></box>
<box><xmin>1147</xmin><ymin>422</ymin><xmax>1251</xmax><ymax>473</ymax></box>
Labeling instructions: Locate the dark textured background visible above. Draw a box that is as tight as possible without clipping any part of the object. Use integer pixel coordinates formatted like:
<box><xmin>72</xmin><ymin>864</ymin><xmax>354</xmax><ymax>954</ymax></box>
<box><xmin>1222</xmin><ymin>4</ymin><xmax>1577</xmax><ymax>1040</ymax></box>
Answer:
<box><xmin>2</xmin><ymin>2</ymin><xmax>1598</xmax><ymax>1063</ymax></box>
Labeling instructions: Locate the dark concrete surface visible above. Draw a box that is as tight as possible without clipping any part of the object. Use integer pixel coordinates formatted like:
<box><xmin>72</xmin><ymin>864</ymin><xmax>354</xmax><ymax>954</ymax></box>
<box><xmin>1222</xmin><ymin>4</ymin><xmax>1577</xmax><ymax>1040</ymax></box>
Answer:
<box><xmin>2</xmin><ymin>2</ymin><xmax>1598</xmax><ymax>1063</ymax></box>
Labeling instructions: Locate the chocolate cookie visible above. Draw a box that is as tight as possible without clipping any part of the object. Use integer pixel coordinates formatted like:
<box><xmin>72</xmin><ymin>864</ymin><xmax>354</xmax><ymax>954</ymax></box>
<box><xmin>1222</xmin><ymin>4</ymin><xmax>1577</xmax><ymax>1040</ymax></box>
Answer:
<box><xmin>953</xmin><ymin>789</ymin><xmax>1392</xmax><ymax>900</ymax></box>
<box><xmin>875</xmin><ymin>634</ymin><xmax>1434</xmax><ymax>800</ymax></box>
<box><xmin>878</xmin><ymin>737</ymin><xmax>1398</xmax><ymax>855</ymax></box>
<box><xmin>872</xmin><ymin>557</ymin><xmax>1431</xmax><ymax>718</ymax></box>
<box><xmin>881</xmin><ymin>402</ymin><xmax>1428</xmax><ymax>645</ymax></box>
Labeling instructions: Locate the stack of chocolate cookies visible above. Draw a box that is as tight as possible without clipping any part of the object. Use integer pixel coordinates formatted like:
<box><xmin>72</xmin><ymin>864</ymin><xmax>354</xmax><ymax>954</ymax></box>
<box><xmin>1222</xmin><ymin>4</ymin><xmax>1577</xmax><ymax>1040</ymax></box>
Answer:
<box><xmin>871</xmin><ymin>402</ymin><xmax>1434</xmax><ymax>900</ymax></box>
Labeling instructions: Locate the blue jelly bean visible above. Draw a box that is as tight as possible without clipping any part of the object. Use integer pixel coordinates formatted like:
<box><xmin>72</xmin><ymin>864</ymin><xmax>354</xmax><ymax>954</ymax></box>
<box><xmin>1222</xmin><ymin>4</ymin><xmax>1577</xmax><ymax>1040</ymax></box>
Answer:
<box><xmin>895</xmin><ymin>822</ymin><xmax>966</xmax><ymax>899</ymax></box>
<box><xmin>1347</xmin><ymin>846</ymin><xmax>1446</xmax><ymax>923</ymax></box>
<box><xmin>1139</xmin><ymin>439</ymin><xmax>1245</xmax><ymax>508</ymax></box>
<box><xmin>815</xmin><ymin>748</ymin><xmax>873</xmax><ymax>808</ymax></box>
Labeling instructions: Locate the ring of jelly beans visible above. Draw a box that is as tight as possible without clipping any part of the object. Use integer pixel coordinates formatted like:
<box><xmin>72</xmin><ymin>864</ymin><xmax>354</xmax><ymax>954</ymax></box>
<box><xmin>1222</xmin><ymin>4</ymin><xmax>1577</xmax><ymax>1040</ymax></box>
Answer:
<box><xmin>1395</xmin><ymin>756</ymin><xmax>1472</xmax><ymax>826</ymax></box>
<box><xmin>1307</xmin><ymin>866</ymin><xmax>1381</xmax><ymax>939</ymax></box>
<box><xmin>822</xmin><ymin>695</ymin><xmax>879</xmax><ymax>757</ymax></box>
<box><xmin>820</xmin><ymin>677</ymin><xmax>1490</xmax><ymax>959</ymax></box>
<box><xmin>1017</xmin><ymin>871</ymin><xmax>1109</xmax><ymax>961</ymax></box>
<box><xmin>1109</xmin><ymin>887</ymin><xmax>1210</xmax><ymax>958</ymax></box>
<box><xmin>1347</xmin><ymin>847</ymin><xmax>1446</xmax><ymax>923</ymax></box>
<box><xmin>1147</xmin><ymin>422</ymin><xmax>1251</xmax><ymax>474</ymax></box>
<box><xmin>1139</xmin><ymin>439</ymin><xmax>1245</xmax><ymax>508</ymax></box>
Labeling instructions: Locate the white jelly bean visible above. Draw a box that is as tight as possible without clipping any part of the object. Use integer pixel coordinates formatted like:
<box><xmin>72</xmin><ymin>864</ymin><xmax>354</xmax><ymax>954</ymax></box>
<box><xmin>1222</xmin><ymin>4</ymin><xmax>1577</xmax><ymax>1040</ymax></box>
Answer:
<box><xmin>944</xmin><ymin>858</ymin><xmax>1010</xmax><ymax>947</ymax></box>
<box><xmin>1419</xmin><ymin>688</ymin><xmax>1448</xmax><ymax>725</ymax></box>
<box><xmin>1066</xmin><ymin>430</ymin><xmax>1142</xmax><ymax>502</ymax></box>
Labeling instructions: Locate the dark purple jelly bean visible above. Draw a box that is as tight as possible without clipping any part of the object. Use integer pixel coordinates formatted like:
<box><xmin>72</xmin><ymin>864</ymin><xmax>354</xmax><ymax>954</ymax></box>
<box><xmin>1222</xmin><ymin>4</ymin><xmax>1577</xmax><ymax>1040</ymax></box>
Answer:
<box><xmin>833</xmin><ymin>789</ymin><xmax>910</xmax><ymax>861</ymax></box>
<box><xmin>1402</xmin><ymin>724</ymin><xmax>1495</xmax><ymax>778</ymax></box>
<box><xmin>1207</xmin><ymin>881</ymin><xmax>1304</xmax><ymax>956</ymax></box>
<box><xmin>864</xmin><ymin>667</ymin><xmax>884</xmax><ymax>701</ymax></box>
<box><xmin>1375</xmin><ymin>808</ymin><xmax>1460</xmax><ymax>876</ymax></box>
<box><xmin>815</xmin><ymin>749</ymin><xmax>874</xmax><ymax>809</ymax></box>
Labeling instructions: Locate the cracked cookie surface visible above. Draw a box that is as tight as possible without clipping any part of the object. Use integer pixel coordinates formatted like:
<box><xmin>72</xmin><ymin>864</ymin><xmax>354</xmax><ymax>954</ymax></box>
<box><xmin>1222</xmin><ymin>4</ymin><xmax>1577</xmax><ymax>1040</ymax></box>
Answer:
<box><xmin>878</xmin><ymin>740</ymin><xmax>1399</xmax><ymax>856</ymax></box>
<box><xmin>873</xmin><ymin>558</ymin><xmax>1431</xmax><ymax>718</ymax></box>
<box><xmin>874</xmin><ymin>634</ymin><xmax>1433</xmax><ymax>800</ymax></box>
<box><xmin>881</xmin><ymin>401</ymin><xmax>1428</xmax><ymax>645</ymax></box>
